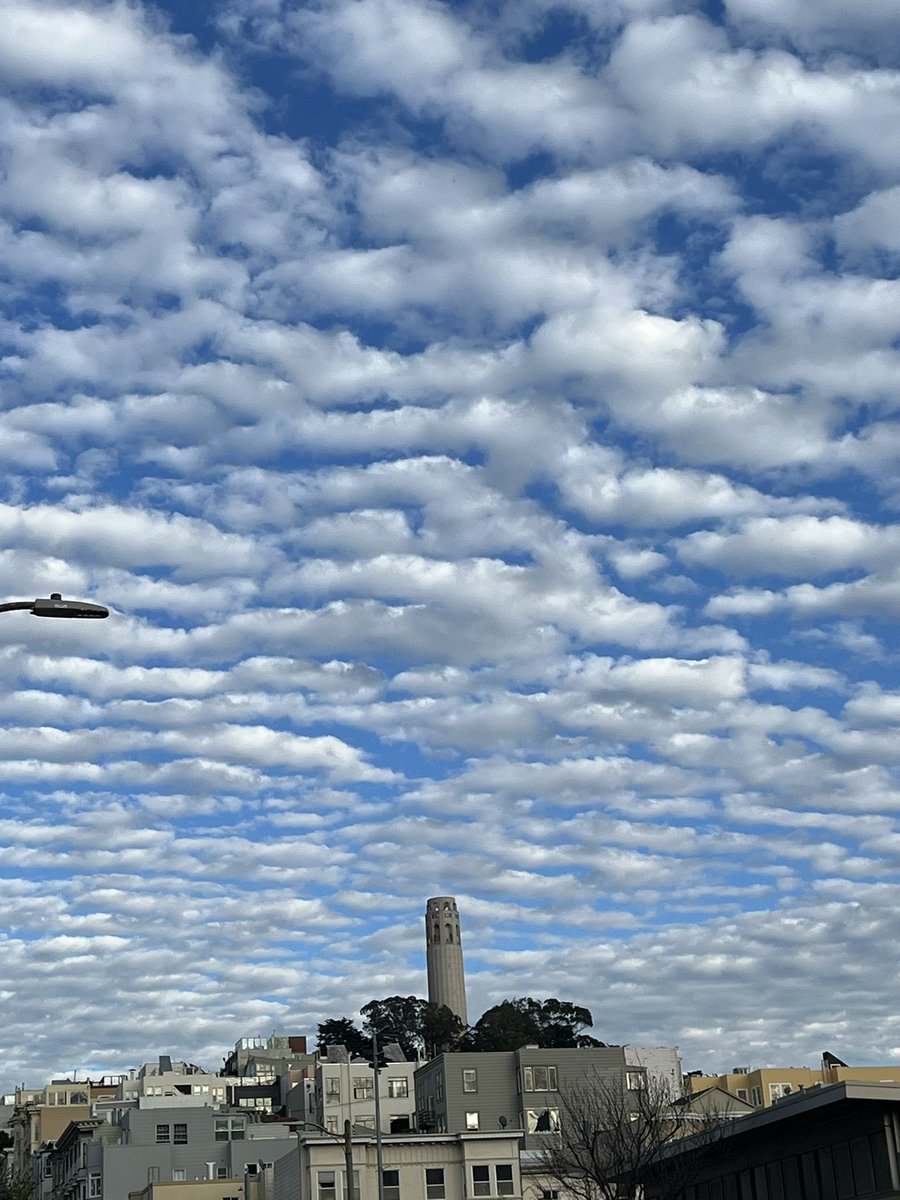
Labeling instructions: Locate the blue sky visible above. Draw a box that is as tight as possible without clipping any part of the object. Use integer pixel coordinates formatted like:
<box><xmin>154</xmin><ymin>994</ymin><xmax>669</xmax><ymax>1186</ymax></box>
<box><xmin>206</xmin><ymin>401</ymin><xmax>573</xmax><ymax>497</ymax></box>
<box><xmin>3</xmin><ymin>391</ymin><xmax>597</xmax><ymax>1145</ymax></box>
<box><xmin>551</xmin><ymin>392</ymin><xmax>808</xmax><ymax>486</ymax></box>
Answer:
<box><xmin>2</xmin><ymin>0</ymin><xmax>900</xmax><ymax>1086</ymax></box>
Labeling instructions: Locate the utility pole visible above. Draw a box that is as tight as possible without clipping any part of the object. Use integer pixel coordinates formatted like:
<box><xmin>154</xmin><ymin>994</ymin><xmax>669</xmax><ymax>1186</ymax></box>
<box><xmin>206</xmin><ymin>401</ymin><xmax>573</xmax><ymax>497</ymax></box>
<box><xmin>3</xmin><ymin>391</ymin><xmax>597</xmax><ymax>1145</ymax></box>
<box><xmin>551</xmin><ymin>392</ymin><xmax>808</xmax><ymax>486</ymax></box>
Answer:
<box><xmin>371</xmin><ymin>1033</ymin><xmax>385</xmax><ymax>1200</ymax></box>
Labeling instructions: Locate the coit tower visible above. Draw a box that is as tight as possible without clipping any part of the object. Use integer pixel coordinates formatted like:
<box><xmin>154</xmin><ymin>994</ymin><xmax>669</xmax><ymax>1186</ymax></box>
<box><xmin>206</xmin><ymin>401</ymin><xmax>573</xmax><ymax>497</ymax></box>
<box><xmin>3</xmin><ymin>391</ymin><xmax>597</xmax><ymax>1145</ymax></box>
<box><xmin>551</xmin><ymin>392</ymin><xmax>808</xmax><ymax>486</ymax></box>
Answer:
<box><xmin>425</xmin><ymin>895</ymin><xmax>468</xmax><ymax>1026</ymax></box>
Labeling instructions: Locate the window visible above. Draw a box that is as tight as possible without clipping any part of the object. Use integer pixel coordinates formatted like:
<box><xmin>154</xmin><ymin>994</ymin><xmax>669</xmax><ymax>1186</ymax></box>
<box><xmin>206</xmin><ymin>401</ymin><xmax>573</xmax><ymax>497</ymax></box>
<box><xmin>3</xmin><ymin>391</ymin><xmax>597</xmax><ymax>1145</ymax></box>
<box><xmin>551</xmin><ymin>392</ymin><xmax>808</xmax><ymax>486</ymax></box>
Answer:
<box><xmin>326</xmin><ymin>1078</ymin><xmax>342</xmax><ymax>1100</ymax></box>
<box><xmin>173</xmin><ymin>1124</ymin><xmax>187</xmax><ymax>1145</ymax></box>
<box><xmin>383</xmin><ymin>1170</ymin><xmax>400</xmax><ymax>1200</ymax></box>
<box><xmin>217</xmin><ymin>1169</ymin><xmax>228</xmax><ymax>1180</ymax></box>
<box><xmin>353</xmin><ymin>1077</ymin><xmax>374</xmax><ymax>1100</ymax></box>
<box><xmin>626</xmin><ymin>1072</ymin><xmax>645</xmax><ymax>1091</ymax></box>
<box><xmin>318</xmin><ymin>1172</ymin><xmax>337</xmax><ymax>1200</ymax></box>
<box><xmin>473</xmin><ymin>1167</ymin><xmax>491</xmax><ymax>1198</ymax></box>
<box><xmin>522</xmin><ymin>1066</ymin><xmax>557</xmax><ymax>1092</ymax></box>
<box><xmin>349</xmin><ymin>1170</ymin><xmax>360</xmax><ymax>1200</ymax></box>
<box><xmin>89</xmin><ymin>1176</ymin><xmax>101</xmax><ymax>1198</ymax></box>
<box><xmin>156</xmin><ymin>1125</ymin><xmax>170</xmax><ymax>1144</ymax></box>
<box><xmin>387</xmin><ymin>1078</ymin><xmax>408</xmax><ymax>1098</ymax></box>
<box><xmin>436</xmin><ymin>1076</ymin><xmax>444</xmax><ymax>1101</ymax></box>
<box><xmin>526</xmin><ymin>1108</ymin><xmax>560</xmax><ymax>1134</ymax></box>
<box><xmin>735</xmin><ymin>1089</ymin><xmax>748</xmax><ymax>1102</ymax></box>
<box><xmin>215</xmin><ymin>1118</ymin><xmax>246</xmax><ymax>1141</ymax></box>
<box><xmin>147</xmin><ymin>1169</ymin><xmax>160</xmax><ymax>1184</ymax></box>
<box><xmin>540</xmin><ymin>1191</ymin><xmax>559</xmax><ymax>1200</ymax></box>
<box><xmin>172</xmin><ymin>1171</ymin><xmax>185</xmax><ymax>1183</ymax></box>
<box><xmin>325</xmin><ymin>1116</ymin><xmax>339</xmax><ymax>1134</ymax></box>
<box><xmin>768</xmin><ymin>1083</ymin><xmax>792</xmax><ymax>1102</ymax></box>
<box><xmin>426</xmin><ymin>1169</ymin><xmax>445</xmax><ymax>1200</ymax></box>
<box><xmin>750</xmin><ymin>1087</ymin><xmax>762</xmax><ymax>1107</ymax></box>
<box><xmin>496</xmin><ymin>1166</ymin><xmax>514</xmax><ymax>1197</ymax></box>
<box><xmin>466</xmin><ymin>1112</ymin><xmax>480</xmax><ymax>1130</ymax></box>
<box><xmin>463</xmin><ymin>1069</ymin><xmax>478</xmax><ymax>1093</ymax></box>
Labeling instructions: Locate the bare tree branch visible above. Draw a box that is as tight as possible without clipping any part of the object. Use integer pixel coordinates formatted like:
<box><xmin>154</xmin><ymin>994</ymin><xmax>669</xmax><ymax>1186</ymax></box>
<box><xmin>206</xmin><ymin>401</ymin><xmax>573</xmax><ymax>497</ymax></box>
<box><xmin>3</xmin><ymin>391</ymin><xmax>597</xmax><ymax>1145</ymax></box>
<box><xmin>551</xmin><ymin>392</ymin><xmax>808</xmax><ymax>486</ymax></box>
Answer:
<box><xmin>535</xmin><ymin>1070</ymin><xmax>734</xmax><ymax>1200</ymax></box>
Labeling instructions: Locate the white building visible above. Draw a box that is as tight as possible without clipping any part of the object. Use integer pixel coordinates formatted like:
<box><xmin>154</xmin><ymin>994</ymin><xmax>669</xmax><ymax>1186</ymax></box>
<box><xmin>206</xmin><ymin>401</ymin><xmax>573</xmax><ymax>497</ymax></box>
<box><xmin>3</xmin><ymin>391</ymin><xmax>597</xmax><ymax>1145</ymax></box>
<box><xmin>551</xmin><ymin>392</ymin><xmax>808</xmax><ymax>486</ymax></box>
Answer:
<box><xmin>264</xmin><ymin>1130</ymin><xmax>522</xmax><ymax>1200</ymax></box>
<box><xmin>316</xmin><ymin>1061</ymin><xmax>418</xmax><ymax>1135</ymax></box>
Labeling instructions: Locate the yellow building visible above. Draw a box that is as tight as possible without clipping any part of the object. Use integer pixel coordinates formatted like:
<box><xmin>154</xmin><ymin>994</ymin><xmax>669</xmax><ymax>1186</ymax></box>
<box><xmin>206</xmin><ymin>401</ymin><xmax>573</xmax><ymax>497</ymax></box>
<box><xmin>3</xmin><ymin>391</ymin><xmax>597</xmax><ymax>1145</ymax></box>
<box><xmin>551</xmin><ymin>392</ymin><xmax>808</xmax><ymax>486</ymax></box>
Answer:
<box><xmin>687</xmin><ymin>1058</ymin><xmax>900</xmax><ymax>1109</ymax></box>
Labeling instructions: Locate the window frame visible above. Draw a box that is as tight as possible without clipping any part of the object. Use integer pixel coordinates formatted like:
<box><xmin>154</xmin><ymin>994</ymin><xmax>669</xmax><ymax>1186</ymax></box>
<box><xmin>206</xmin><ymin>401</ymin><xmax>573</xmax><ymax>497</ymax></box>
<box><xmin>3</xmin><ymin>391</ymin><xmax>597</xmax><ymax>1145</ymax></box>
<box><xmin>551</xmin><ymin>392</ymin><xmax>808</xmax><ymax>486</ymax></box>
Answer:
<box><xmin>462</xmin><ymin>1069</ymin><xmax>478</xmax><ymax>1094</ymax></box>
<box><xmin>425</xmin><ymin>1168</ymin><xmax>445</xmax><ymax>1200</ymax></box>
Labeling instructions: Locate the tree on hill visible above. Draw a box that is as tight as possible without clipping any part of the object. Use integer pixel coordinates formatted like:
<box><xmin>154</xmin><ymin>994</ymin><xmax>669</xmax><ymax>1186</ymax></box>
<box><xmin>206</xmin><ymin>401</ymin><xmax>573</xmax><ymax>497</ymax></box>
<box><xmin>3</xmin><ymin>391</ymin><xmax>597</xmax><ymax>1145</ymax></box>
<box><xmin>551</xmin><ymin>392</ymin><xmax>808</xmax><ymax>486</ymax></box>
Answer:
<box><xmin>318</xmin><ymin>998</ymin><xmax>464</xmax><ymax>1062</ymax></box>
<box><xmin>465</xmin><ymin>997</ymin><xmax>598</xmax><ymax>1051</ymax></box>
<box><xmin>362</xmin><ymin>995</ymin><xmax>464</xmax><ymax>1059</ymax></box>
<box><xmin>316</xmin><ymin>1016</ymin><xmax>369</xmax><ymax>1059</ymax></box>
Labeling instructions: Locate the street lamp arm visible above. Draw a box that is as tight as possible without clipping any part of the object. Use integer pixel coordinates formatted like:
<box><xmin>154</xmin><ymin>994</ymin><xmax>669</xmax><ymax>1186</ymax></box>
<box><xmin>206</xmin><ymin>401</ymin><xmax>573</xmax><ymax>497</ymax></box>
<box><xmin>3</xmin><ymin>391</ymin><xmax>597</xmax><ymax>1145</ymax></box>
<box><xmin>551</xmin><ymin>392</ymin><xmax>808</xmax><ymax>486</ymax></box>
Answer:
<box><xmin>0</xmin><ymin>594</ymin><xmax>109</xmax><ymax>619</ymax></box>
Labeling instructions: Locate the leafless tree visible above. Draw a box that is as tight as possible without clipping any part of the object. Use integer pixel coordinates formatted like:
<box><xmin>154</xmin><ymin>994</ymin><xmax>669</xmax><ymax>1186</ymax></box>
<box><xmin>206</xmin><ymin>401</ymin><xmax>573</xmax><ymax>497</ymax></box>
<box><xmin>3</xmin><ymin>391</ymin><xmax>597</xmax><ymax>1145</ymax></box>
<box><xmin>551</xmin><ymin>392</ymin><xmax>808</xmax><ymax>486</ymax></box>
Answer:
<box><xmin>534</xmin><ymin>1070</ymin><xmax>734</xmax><ymax>1200</ymax></box>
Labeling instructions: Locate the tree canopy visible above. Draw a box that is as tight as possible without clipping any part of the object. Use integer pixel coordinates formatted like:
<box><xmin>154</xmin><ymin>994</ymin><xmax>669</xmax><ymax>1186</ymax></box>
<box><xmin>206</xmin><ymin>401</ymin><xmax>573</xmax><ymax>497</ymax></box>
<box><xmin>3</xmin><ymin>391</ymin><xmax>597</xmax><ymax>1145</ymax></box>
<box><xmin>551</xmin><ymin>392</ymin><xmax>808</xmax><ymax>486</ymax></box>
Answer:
<box><xmin>464</xmin><ymin>997</ymin><xmax>598</xmax><ymax>1051</ymax></box>
<box><xmin>319</xmin><ymin>995</ymin><xmax>597</xmax><ymax>1059</ymax></box>
<box><xmin>319</xmin><ymin>997</ymin><xmax>464</xmax><ymax>1061</ymax></box>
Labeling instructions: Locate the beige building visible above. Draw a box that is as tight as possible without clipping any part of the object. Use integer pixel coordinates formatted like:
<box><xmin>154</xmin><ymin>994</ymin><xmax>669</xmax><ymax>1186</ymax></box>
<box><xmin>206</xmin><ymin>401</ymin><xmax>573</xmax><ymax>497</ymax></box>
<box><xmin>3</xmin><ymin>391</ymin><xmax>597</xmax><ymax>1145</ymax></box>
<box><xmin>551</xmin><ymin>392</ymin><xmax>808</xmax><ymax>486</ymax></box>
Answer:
<box><xmin>129</xmin><ymin>1180</ymin><xmax>246</xmax><ymax>1200</ymax></box>
<box><xmin>265</xmin><ymin>1129</ymin><xmax>522</xmax><ymax>1200</ymax></box>
<box><xmin>10</xmin><ymin>1079</ymin><xmax>122</xmax><ymax>1179</ymax></box>
<box><xmin>687</xmin><ymin>1057</ymin><xmax>900</xmax><ymax>1108</ymax></box>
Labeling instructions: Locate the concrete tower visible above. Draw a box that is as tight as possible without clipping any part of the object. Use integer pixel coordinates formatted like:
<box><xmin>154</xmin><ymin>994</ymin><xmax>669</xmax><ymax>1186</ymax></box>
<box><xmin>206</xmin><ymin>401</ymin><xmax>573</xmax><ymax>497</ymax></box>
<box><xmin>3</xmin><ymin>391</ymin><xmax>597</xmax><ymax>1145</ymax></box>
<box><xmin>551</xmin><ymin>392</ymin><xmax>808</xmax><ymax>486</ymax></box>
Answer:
<box><xmin>425</xmin><ymin>895</ymin><xmax>468</xmax><ymax>1026</ymax></box>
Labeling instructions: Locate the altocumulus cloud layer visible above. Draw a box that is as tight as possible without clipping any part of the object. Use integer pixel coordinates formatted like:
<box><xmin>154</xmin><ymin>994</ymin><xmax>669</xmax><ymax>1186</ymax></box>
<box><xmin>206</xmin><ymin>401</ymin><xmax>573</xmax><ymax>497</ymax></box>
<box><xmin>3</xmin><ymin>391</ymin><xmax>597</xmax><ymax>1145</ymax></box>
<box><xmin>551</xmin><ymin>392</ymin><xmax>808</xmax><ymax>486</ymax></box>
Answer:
<box><xmin>2</xmin><ymin>0</ymin><xmax>900</xmax><ymax>1083</ymax></box>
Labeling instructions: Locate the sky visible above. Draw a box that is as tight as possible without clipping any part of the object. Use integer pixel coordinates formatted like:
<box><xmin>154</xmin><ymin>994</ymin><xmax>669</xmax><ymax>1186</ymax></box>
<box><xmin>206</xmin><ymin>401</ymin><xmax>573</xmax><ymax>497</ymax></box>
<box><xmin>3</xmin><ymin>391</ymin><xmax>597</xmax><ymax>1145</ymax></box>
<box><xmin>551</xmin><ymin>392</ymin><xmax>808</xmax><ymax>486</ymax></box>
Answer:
<box><xmin>2</xmin><ymin>0</ymin><xmax>900</xmax><ymax>1089</ymax></box>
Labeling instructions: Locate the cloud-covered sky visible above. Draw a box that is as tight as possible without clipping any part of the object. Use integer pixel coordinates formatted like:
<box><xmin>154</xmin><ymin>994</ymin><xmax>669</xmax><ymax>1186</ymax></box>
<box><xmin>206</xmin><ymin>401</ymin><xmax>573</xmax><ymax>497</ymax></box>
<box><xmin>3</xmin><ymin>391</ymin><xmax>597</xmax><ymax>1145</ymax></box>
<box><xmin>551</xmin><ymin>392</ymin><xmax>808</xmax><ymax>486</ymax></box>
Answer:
<box><xmin>3</xmin><ymin>0</ymin><xmax>900</xmax><ymax>1086</ymax></box>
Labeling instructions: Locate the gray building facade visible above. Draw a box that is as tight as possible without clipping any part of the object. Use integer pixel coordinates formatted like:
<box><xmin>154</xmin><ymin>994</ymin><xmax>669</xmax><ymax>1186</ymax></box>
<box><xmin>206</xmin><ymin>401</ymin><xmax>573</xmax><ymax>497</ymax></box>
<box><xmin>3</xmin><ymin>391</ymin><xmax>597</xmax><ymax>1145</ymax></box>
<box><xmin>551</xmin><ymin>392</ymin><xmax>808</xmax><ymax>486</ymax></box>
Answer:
<box><xmin>414</xmin><ymin>1046</ymin><xmax>682</xmax><ymax>1151</ymax></box>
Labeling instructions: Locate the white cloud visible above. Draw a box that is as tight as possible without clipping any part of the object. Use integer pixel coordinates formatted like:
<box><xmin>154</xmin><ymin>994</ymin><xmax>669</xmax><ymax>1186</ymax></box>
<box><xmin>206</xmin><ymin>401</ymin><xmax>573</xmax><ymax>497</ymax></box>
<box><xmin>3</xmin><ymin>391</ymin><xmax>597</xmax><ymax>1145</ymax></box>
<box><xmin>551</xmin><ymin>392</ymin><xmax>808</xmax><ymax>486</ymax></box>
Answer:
<box><xmin>1</xmin><ymin>0</ymin><xmax>900</xmax><ymax>1085</ymax></box>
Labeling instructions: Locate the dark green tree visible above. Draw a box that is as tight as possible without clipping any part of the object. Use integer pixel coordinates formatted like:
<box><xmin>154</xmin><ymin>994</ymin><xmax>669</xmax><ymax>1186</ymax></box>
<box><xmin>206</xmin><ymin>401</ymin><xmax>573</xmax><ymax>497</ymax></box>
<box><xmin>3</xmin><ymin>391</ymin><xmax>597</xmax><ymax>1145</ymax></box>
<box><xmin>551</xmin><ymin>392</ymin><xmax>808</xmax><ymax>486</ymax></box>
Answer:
<box><xmin>361</xmin><ymin>995</ymin><xmax>463</xmax><ymax>1060</ymax></box>
<box><xmin>467</xmin><ymin>997</ymin><xmax>597</xmax><ymax>1050</ymax></box>
<box><xmin>0</xmin><ymin>1171</ymin><xmax>35</xmax><ymax>1200</ymax></box>
<box><xmin>316</xmin><ymin>1016</ymin><xmax>369</xmax><ymax>1059</ymax></box>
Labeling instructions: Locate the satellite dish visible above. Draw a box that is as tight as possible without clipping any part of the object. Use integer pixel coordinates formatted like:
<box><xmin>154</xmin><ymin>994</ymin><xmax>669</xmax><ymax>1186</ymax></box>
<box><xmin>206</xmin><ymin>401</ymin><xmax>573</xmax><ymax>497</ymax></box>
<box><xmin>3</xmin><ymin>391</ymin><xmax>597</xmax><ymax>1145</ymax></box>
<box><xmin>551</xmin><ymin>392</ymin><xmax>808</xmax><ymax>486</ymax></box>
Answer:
<box><xmin>498</xmin><ymin>1116</ymin><xmax>508</xmax><ymax>1129</ymax></box>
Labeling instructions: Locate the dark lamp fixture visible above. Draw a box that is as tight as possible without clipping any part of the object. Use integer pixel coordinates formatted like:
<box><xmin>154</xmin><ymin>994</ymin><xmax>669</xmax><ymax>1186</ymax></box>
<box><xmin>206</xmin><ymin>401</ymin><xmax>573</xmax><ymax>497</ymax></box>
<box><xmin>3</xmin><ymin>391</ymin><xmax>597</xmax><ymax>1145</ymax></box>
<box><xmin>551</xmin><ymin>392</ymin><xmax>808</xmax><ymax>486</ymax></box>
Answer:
<box><xmin>0</xmin><ymin>593</ymin><xmax>110</xmax><ymax>619</ymax></box>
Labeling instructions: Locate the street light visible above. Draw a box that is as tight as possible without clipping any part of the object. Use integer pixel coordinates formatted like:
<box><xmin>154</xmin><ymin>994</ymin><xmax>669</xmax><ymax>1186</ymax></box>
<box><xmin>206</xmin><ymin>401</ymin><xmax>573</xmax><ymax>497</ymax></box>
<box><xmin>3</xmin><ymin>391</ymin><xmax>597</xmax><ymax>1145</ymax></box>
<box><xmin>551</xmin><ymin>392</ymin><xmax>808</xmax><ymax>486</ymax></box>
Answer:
<box><xmin>0</xmin><ymin>593</ymin><xmax>109</xmax><ymax>619</ymax></box>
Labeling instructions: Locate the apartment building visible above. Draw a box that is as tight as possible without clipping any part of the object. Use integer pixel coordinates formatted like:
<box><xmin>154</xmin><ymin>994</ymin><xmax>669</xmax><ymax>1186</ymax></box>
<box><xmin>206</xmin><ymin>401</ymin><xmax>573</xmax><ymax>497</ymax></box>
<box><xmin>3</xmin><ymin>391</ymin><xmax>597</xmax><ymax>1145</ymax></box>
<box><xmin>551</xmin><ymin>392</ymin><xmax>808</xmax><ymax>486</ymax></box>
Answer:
<box><xmin>315</xmin><ymin>1059</ymin><xmax>418</xmax><ymax>1135</ymax></box>
<box><xmin>414</xmin><ymin>1045</ymin><xmax>682</xmax><ymax>1150</ymax></box>
<box><xmin>264</xmin><ymin>1129</ymin><xmax>522</xmax><ymax>1200</ymax></box>
<box><xmin>687</xmin><ymin>1057</ymin><xmax>900</xmax><ymax>1109</ymax></box>
<box><xmin>41</xmin><ymin>1098</ymin><xmax>297</xmax><ymax>1200</ymax></box>
<box><xmin>10</xmin><ymin>1079</ymin><xmax>123</xmax><ymax>1180</ymax></box>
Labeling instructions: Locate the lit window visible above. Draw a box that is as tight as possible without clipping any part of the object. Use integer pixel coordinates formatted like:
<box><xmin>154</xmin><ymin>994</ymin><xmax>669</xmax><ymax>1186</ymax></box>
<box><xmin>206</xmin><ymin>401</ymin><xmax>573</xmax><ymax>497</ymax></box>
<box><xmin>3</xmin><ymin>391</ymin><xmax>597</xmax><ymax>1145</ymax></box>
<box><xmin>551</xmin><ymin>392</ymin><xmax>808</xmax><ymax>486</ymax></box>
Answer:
<box><xmin>426</xmin><ymin>1169</ymin><xmax>445</xmax><ymax>1200</ymax></box>
<box><xmin>387</xmin><ymin>1078</ymin><xmax>408</xmax><ymax>1099</ymax></box>
<box><xmin>172</xmin><ymin>1171</ymin><xmax>186</xmax><ymax>1183</ymax></box>
<box><xmin>466</xmin><ymin>1112</ymin><xmax>479</xmax><ymax>1131</ymax></box>
<box><xmin>472</xmin><ymin>1167</ymin><xmax>491</xmax><ymax>1198</ymax></box>
<box><xmin>462</xmin><ymin>1070</ymin><xmax>478</xmax><ymax>1093</ymax></box>
<box><xmin>525</xmin><ymin>1109</ymin><xmax>560</xmax><ymax>1134</ymax></box>
<box><xmin>496</xmin><ymin>1166</ymin><xmax>514</xmax><ymax>1197</ymax></box>
<box><xmin>383</xmin><ymin>1171</ymin><xmax>400</xmax><ymax>1200</ymax></box>
<box><xmin>626</xmin><ymin>1072</ymin><xmax>645</xmax><ymax>1091</ymax></box>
